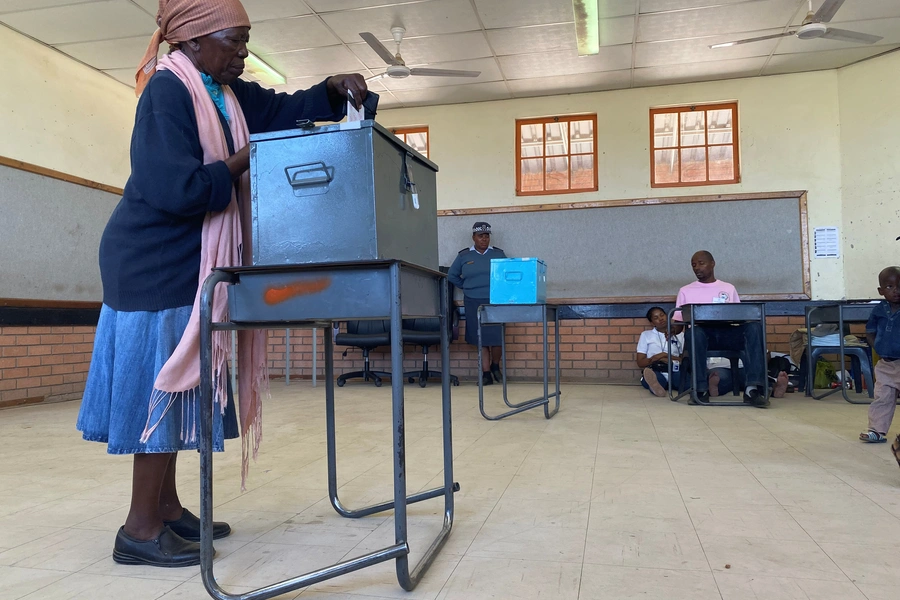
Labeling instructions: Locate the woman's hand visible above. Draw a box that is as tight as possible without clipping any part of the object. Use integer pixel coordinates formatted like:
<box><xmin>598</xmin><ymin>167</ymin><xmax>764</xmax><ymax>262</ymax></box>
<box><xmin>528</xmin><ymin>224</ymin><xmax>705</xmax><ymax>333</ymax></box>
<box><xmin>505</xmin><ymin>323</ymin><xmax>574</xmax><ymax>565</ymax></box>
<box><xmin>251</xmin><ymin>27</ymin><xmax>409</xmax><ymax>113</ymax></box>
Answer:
<box><xmin>225</xmin><ymin>145</ymin><xmax>250</xmax><ymax>180</ymax></box>
<box><xmin>326</xmin><ymin>74</ymin><xmax>368</xmax><ymax>109</ymax></box>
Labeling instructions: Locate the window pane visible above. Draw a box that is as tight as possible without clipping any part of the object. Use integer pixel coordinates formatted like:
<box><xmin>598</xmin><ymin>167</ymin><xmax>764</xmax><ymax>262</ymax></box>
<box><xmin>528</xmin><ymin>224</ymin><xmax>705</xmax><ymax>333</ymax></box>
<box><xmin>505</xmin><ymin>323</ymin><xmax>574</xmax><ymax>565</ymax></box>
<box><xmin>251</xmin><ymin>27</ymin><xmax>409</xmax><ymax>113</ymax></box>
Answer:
<box><xmin>708</xmin><ymin>145</ymin><xmax>734</xmax><ymax>181</ymax></box>
<box><xmin>520</xmin><ymin>124</ymin><xmax>544</xmax><ymax>157</ymax></box>
<box><xmin>570</xmin><ymin>119</ymin><xmax>594</xmax><ymax>154</ymax></box>
<box><xmin>406</xmin><ymin>132</ymin><xmax>428</xmax><ymax>157</ymax></box>
<box><xmin>545</xmin><ymin>156</ymin><xmax>569</xmax><ymax>191</ymax></box>
<box><xmin>681</xmin><ymin>147</ymin><xmax>707</xmax><ymax>182</ymax></box>
<box><xmin>653</xmin><ymin>113</ymin><xmax>677</xmax><ymax>149</ymax></box>
<box><xmin>680</xmin><ymin>111</ymin><xmax>705</xmax><ymax>147</ymax></box>
<box><xmin>707</xmin><ymin>108</ymin><xmax>733</xmax><ymax>144</ymax></box>
<box><xmin>653</xmin><ymin>149</ymin><xmax>679</xmax><ymax>184</ymax></box>
<box><xmin>545</xmin><ymin>122</ymin><xmax>568</xmax><ymax>157</ymax></box>
<box><xmin>520</xmin><ymin>158</ymin><xmax>544</xmax><ymax>192</ymax></box>
<box><xmin>571</xmin><ymin>154</ymin><xmax>594</xmax><ymax>189</ymax></box>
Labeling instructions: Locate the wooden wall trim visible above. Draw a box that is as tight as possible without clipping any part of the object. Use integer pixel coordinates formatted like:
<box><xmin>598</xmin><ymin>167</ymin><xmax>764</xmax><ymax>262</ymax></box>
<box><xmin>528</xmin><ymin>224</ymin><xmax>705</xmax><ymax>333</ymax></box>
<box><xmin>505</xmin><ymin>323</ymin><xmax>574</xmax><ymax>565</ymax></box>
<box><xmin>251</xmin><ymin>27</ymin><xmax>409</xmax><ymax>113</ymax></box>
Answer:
<box><xmin>437</xmin><ymin>190</ymin><xmax>806</xmax><ymax>216</ymax></box>
<box><xmin>0</xmin><ymin>298</ymin><xmax>102</xmax><ymax>309</ymax></box>
<box><xmin>0</xmin><ymin>156</ymin><xmax>124</xmax><ymax>197</ymax></box>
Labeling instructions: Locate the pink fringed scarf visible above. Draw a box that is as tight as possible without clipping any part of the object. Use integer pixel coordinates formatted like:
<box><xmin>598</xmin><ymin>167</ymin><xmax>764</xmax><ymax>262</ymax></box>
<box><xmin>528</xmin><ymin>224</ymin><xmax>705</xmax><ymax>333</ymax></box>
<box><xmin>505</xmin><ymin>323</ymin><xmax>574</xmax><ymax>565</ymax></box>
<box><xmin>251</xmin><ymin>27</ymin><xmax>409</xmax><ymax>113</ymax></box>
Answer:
<box><xmin>139</xmin><ymin>50</ymin><xmax>268</xmax><ymax>488</ymax></box>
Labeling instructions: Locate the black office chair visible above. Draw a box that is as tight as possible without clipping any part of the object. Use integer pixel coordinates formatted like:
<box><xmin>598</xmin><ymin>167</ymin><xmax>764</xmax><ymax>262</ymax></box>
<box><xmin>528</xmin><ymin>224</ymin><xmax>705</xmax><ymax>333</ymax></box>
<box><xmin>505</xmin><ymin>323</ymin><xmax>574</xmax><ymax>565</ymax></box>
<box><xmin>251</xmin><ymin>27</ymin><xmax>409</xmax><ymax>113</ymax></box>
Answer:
<box><xmin>335</xmin><ymin>320</ymin><xmax>392</xmax><ymax>387</ymax></box>
<box><xmin>402</xmin><ymin>316</ymin><xmax>460</xmax><ymax>387</ymax></box>
<box><xmin>402</xmin><ymin>267</ymin><xmax>461</xmax><ymax>388</ymax></box>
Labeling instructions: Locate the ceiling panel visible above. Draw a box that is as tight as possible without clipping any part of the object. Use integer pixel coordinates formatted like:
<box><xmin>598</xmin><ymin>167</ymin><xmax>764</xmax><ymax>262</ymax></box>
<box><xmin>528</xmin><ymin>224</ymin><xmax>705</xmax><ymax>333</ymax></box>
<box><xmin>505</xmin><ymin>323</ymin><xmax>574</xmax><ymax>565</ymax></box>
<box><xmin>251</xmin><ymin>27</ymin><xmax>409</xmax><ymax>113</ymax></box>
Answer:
<box><xmin>637</xmin><ymin>0</ymin><xmax>797</xmax><ymax>42</ymax></box>
<box><xmin>248</xmin><ymin>15</ymin><xmax>340</xmax><ymax>54</ymax></box>
<box><xmin>0</xmin><ymin>0</ymin><xmax>96</xmax><ymax>13</ymax></box>
<box><xmin>773</xmin><ymin>17</ymin><xmax>900</xmax><ymax>54</ymax></box>
<box><xmin>320</xmin><ymin>0</ymin><xmax>480</xmax><ymax>44</ymax></box>
<box><xmin>55</xmin><ymin>35</ymin><xmax>152</xmax><ymax>70</ymax></box>
<box><xmin>348</xmin><ymin>31</ymin><xmax>492</xmax><ymax>69</ymax></box>
<box><xmin>498</xmin><ymin>44</ymin><xmax>633</xmax><ymax>79</ymax></box>
<box><xmin>507</xmin><ymin>69</ymin><xmax>633</xmax><ymax>97</ymax></box>
<box><xmin>487</xmin><ymin>17</ymin><xmax>634</xmax><ymax>56</ymax></box>
<box><xmin>640</xmin><ymin>0</ymin><xmax>783</xmax><ymax>14</ymax></box>
<box><xmin>390</xmin><ymin>80</ymin><xmax>511</xmax><ymax>106</ymax></box>
<box><xmin>377</xmin><ymin>57</ymin><xmax>502</xmax><ymax>89</ymax></box>
<box><xmin>262</xmin><ymin>45</ymin><xmax>367</xmax><ymax>78</ymax></box>
<box><xmin>102</xmin><ymin>67</ymin><xmax>136</xmax><ymax>86</ymax></box>
<box><xmin>241</xmin><ymin>0</ymin><xmax>312</xmax><ymax>21</ymax></box>
<box><xmin>487</xmin><ymin>23</ymin><xmax>575</xmax><ymax>55</ymax></box>
<box><xmin>1</xmin><ymin>0</ymin><xmax>155</xmax><ymax>44</ymax></box>
<box><xmin>762</xmin><ymin>45</ymin><xmax>899</xmax><ymax>75</ymax></box>
<box><xmin>632</xmin><ymin>56</ymin><xmax>766</xmax><ymax>86</ymax></box>
<box><xmin>823</xmin><ymin>0</ymin><xmax>900</xmax><ymax>23</ymax></box>
<box><xmin>473</xmin><ymin>0</ymin><xmax>574</xmax><ymax>29</ymax></box>
<box><xmin>129</xmin><ymin>0</ymin><xmax>156</xmax><ymax>16</ymax></box>
<box><xmin>305</xmin><ymin>0</ymin><xmax>415</xmax><ymax>12</ymax></box>
<box><xmin>636</xmin><ymin>28</ymin><xmax>782</xmax><ymax>67</ymax></box>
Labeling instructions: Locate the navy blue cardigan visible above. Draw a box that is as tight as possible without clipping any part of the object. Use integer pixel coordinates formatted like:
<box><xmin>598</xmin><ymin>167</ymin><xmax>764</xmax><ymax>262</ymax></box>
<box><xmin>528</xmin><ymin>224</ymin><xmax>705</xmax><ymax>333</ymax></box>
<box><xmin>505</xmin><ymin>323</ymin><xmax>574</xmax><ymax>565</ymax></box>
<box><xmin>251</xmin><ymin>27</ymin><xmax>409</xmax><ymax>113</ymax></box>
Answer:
<box><xmin>100</xmin><ymin>70</ymin><xmax>343</xmax><ymax>311</ymax></box>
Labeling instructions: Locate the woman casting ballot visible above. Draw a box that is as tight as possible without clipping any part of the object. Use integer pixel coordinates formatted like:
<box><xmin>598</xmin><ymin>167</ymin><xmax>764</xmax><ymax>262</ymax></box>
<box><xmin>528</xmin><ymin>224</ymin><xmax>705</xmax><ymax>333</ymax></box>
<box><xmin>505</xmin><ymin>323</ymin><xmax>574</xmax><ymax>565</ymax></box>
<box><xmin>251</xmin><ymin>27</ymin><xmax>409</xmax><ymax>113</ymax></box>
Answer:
<box><xmin>77</xmin><ymin>0</ymin><xmax>374</xmax><ymax>568</ymax></box>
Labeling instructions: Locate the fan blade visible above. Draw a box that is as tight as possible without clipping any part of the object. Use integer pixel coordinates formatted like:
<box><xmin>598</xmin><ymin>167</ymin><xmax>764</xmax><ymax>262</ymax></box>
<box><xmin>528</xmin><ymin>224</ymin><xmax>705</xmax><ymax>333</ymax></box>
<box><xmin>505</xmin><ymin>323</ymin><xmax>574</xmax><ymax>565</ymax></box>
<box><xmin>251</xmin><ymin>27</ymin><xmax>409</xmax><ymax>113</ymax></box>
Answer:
<box><xmin>408</xmin><ymin>67</ymin><xmax>480</xmax><ymax>77</ymax></box>
<box><xmin>821</xmin><ymin>28</ymin><xmax>883</xmax><ymax>44</ymax></box>
<box><xmin>813</xmin><ymin>0</ymin><xmax>844</xmax><ymax>23</ymax></box>
<box><xmin>359</xmin><ymin>32</ymin><xmax>398</xmax><ymax>66</ymax></box>
<box><xmin>365</xmin><ymin>73</ymin><xmax>386</xmax><ymax>83</ymax></box>
<box><xmin>709</xmin><ymin>31</ymin><xmax>795</xmax><ymax>48</ymax></box>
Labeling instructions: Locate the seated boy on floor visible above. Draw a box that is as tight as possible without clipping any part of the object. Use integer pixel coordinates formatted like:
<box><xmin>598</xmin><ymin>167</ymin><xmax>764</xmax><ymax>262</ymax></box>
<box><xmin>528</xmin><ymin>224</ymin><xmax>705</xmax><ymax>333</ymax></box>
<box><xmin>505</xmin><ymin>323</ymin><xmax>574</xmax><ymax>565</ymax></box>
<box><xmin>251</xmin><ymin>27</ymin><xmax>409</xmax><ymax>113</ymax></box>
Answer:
<box><xmin>674</xmin><ymin>250</ymin><xmax>779</xmax><ymax>408</ymax></box>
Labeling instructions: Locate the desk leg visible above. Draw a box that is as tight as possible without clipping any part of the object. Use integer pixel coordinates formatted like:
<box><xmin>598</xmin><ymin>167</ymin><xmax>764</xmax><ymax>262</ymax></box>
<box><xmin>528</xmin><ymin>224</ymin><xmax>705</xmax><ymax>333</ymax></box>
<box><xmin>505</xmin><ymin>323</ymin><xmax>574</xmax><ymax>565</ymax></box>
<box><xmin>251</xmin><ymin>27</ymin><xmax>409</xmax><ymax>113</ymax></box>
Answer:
<box><xmin>544</xmin><ymin>308</ymin><xmax>560</xmax><ymax>419</ymax></box>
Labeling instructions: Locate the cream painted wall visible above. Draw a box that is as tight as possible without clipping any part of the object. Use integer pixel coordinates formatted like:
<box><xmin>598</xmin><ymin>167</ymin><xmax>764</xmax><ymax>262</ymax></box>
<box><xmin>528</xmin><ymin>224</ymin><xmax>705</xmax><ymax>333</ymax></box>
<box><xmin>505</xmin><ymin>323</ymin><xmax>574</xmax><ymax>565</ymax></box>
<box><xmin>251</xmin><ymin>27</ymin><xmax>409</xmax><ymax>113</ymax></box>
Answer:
<box><xmin>0</xmin><ymin>24</ymin><xmax>135</xmax><ymax>188</ymax></box>
<box><xmin>838</xmin><ymin>50</ymin><xmax>900</xmax><ymax>299</ymax></box>
<box><xmin>380</xmin><ymin>71</ymin><xmax>846</xmax><ymax>298</ymax></box>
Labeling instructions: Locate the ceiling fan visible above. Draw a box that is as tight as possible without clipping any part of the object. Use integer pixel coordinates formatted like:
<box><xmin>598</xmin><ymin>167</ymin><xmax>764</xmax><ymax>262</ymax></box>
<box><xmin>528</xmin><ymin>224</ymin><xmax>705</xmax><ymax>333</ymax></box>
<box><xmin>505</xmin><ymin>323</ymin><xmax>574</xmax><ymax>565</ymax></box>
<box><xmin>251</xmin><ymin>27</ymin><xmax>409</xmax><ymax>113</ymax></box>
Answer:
<box><xmin>359</xmin><ymin>27</ymin><xmax>481</xmax><ymax>82</ymax></box>
<box><xmin>709</xmin><ymin>0</ymin><xmax>882</xmax><ymax>49</ymax></box>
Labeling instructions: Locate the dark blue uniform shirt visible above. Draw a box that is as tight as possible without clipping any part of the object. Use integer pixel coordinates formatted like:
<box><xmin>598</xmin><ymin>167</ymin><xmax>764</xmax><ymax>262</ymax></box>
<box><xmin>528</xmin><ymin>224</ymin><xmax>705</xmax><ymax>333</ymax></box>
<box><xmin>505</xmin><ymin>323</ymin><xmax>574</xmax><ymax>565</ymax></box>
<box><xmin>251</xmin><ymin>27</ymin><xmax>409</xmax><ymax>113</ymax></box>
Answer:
<box><xmin>865</xmin><ymin>300</ymin><xmax>900</xmax><ymax>359</ymax></box>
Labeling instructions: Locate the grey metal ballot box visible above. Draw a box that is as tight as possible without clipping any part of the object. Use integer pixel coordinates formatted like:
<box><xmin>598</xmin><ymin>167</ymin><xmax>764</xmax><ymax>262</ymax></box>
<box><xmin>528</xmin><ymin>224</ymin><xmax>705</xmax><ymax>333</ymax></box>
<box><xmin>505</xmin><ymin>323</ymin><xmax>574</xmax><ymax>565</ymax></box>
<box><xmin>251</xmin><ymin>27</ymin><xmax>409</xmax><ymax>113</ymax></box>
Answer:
<box><xmin>249</xmin><ymin>120</ymin><xmax>439</xmax><ymax>269</ymax></box>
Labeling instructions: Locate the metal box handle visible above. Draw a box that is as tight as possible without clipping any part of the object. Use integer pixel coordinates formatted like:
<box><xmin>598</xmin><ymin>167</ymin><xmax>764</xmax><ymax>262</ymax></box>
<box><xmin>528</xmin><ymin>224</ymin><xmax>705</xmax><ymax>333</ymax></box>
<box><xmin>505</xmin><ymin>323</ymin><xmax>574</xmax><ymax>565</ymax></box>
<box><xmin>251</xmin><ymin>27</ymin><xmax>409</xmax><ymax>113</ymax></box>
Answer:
<box><xmin>284</xmin><ymin>162</ymin><xmax>334</xmax><ymax>197</ymax></box>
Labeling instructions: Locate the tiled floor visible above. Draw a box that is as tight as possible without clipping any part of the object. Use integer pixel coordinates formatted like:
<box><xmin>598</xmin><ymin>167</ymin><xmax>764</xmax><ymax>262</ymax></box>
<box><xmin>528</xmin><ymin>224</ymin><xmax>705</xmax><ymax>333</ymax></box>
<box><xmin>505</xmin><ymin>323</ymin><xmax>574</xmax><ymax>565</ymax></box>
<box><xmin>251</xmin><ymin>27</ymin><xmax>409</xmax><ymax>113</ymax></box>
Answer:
<box><xmin>1</xmin><ymin>382</ymin><xmax>900</xmax><ymax>600</ymax></box>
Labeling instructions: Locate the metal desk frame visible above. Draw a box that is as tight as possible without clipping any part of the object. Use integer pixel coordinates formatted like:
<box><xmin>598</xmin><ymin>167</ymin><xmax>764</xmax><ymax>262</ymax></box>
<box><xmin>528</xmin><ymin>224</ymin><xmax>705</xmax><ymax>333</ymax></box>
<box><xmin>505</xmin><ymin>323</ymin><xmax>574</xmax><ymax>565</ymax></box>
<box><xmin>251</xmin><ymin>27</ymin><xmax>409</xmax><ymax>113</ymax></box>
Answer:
<box><xmin>805</xmin><ymin>302</ymin><xmax>877</xmax><ymax>405</ymax></box>
<box><xmin>668</xmin><ymin>303</ymin><xmax>769</xmax><ymax>407</ymax></box>
<box><xmin>477</xmin><ymin>304</ymin><xmax>560</xmax><ymax>420</ymax></box>
<box><xmin>198</xmin><ymin>261</ymin><xmax>457</xmax><ymax>599</ymax></box>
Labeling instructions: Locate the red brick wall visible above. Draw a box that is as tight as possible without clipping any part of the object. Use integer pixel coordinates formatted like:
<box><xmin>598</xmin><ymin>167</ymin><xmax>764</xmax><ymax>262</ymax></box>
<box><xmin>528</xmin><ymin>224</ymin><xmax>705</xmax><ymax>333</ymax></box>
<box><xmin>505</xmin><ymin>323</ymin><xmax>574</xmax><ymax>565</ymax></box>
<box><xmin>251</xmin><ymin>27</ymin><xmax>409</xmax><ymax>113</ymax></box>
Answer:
<box><xmin>0</xmin><ymin>326</ymin><xmax>94</xmax><ymax>407</ymax></box>
<box><xmin>0</xmin><ymin>316</ymin><xmax>808</xmax><ymax>406</ymax></box>
<box><xmin>267</xmin><ymin>316</ymin><xmax>807</xmax><ymax>384</ymax></box>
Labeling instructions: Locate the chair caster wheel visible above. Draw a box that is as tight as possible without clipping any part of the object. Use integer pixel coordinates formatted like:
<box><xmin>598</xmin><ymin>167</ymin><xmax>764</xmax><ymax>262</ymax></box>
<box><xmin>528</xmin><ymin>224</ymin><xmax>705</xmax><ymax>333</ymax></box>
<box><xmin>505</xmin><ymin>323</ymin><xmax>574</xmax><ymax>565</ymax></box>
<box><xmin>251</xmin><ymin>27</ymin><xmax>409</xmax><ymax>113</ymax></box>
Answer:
<box><xmin>408</xmin><ymin>377</ymin><xmax>415</xmax><ymax>384</ymax></box>
<box><xmin>374</xmin><ymin>379</ymin><xmax>383</xmax><ymax>387</ymax></box>
<box><xmin>336</xmin><ymin>379</ymin><xmax>345</xmax><ymax>387</ymax></box>
<box><xmin>452</xmin><ymin>380</ymin><xmax>460</xmax><ymax>386</ymax></box>
<box><xmin>418</xmin><ymin>378</ymin><xmax>427</xmax><ymax>388</ymax></box>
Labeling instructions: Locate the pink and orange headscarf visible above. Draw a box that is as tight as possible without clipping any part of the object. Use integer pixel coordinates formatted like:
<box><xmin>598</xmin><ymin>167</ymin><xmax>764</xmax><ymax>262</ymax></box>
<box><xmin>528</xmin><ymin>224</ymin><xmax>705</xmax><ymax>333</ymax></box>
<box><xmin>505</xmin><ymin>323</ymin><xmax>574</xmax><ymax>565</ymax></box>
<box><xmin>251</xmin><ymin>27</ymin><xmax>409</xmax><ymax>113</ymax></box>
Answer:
<box><xmin>135</xmin><ymin>0</ymin><xmax>251</xmax><ymax>96</ymax></box>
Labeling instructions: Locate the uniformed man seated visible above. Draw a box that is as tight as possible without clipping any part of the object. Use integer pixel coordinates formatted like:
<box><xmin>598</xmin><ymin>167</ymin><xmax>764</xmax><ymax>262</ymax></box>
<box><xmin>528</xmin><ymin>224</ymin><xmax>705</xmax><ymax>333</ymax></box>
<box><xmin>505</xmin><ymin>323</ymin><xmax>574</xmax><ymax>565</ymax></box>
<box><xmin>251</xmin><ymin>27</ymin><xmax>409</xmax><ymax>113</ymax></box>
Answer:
<box><xmin>448</xmin><ymin>222</ymin><xmax>507</xmax><ymax>386</ymax></box>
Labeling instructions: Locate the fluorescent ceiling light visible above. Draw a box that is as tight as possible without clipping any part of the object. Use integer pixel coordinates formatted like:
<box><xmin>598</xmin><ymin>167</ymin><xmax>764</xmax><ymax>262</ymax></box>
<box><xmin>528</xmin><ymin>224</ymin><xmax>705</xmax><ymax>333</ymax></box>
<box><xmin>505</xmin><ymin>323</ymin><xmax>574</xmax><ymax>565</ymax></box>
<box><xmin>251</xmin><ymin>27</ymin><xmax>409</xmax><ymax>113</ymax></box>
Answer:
<box><xmin>709</xmin><ymin>41</ymin><xmax>736</xmax><ymax>49</ymax></box>
<box><xmin>244</xmin><ymin>51</ymin><xmax>286</xmax><ymax>86</ymax></box>
<box><xmin>573</xmin><ymin>0</ymin><xmax>600</xmax><ymax>56</ymax></box>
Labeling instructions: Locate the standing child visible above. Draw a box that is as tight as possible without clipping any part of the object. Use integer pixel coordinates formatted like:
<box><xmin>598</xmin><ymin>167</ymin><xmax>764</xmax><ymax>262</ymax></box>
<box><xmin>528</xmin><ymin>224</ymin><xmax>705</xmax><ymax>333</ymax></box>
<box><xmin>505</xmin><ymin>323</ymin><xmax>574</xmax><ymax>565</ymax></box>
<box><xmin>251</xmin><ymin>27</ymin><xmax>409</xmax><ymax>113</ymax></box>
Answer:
<box><xmin>860</xmin><ymin>266</ymin><xmax>900</xmax><ymax>444</ymax></box>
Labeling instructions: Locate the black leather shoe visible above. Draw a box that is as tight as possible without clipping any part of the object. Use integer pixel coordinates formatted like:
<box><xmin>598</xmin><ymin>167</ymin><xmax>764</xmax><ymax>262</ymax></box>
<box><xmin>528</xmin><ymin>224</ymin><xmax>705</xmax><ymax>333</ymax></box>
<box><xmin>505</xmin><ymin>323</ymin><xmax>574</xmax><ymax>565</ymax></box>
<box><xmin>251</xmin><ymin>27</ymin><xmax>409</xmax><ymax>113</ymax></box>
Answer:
<box><xmin>689</xmin><ymin>391</ymin><xmax>709</xmax><ymax>405</ymax></box>
<box><xmin>164</xmin><ymin>508</ymin><xmax>231</xmax><ymax>542</ymax></box>
<box><xmin>743</xmin><ymin>388</ymin><xmax>770</xmax><ymax>408</ymax></box>
<box><xmin>481</xmin><ymin>371</ymin><xmax>493</xmax><ymax>386</ymax></box>
<box><xmin>490</xmin><ymin>362</ymin><xmax>503</xmax><ymax>382</ymax></box>
<box><xmin>113</xmin><ymin>526</ymin><xmax>202</xmax><ymax>567</ymax></box>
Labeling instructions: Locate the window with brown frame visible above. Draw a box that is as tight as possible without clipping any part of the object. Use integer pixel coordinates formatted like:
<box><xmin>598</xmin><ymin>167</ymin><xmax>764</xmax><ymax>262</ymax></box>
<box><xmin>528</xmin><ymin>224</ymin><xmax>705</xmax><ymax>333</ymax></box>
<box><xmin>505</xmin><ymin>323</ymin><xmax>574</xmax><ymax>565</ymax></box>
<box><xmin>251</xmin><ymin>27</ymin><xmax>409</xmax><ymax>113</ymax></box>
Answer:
<box><xmin>650</xmin><ymin>102</ymin><xmax>740</xmax><ymax>187</ymax></box>
<box><xmin>392</xmin><ymin>126</ymin><xmax>429</xmax><ymax>159</ymax></box>
<box><xmin>516</xmin><ymin>115</ymin><xmax>597</xmax><ymax>196</ymax></box>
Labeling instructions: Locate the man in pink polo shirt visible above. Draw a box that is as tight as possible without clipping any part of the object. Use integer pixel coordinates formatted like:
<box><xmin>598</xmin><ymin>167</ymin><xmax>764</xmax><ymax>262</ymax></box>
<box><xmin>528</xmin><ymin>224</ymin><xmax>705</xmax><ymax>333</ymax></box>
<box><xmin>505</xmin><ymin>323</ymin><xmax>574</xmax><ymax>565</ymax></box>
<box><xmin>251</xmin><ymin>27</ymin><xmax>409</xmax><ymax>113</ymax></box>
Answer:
<box><xmin>675</xmin><ymin>250</ymin><xmax>769</xmax><ymax>408</ymax></box>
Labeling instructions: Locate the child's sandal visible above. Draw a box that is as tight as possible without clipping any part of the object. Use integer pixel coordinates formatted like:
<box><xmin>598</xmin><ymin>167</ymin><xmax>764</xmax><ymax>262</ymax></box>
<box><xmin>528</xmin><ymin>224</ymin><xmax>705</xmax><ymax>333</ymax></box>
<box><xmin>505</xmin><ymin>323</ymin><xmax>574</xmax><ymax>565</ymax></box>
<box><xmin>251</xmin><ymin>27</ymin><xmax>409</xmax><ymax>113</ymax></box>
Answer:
<box><xmin>859</xmin><ymin>431</ymin><xmax>887</xmax><ymax>443</ymax></box>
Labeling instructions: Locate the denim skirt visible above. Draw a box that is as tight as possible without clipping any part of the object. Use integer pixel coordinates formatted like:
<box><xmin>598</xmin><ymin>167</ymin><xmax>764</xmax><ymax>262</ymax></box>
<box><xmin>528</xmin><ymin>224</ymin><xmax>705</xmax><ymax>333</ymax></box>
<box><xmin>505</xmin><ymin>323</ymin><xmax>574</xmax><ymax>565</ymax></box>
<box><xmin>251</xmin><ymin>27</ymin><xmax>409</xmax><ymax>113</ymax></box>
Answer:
<box><xmin>77</xmin><ymin>304</ymin><xmax>238</xmax><ymax>454</ymax></box>
<box><xmin>464</xmin><ymin>296</ymin><xmax>503</xmax><ymax>347</ymax></box>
